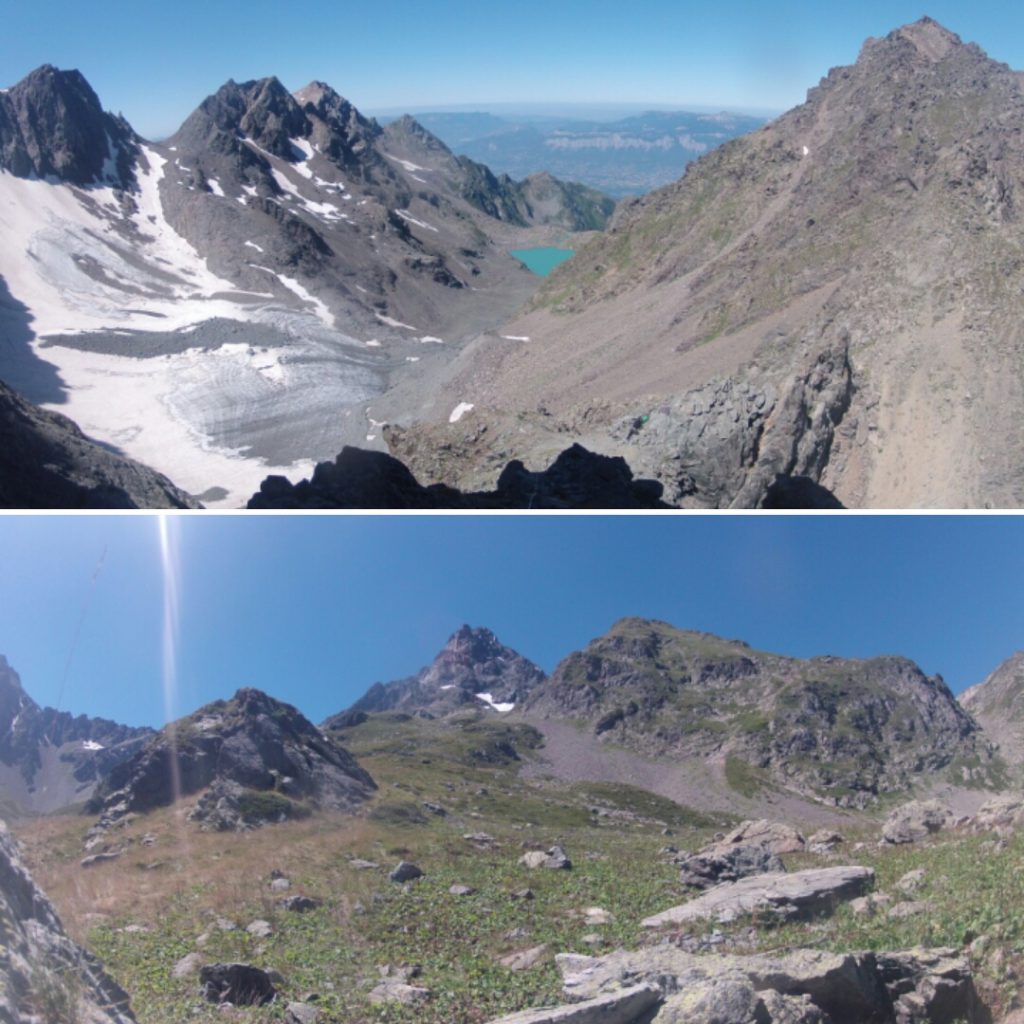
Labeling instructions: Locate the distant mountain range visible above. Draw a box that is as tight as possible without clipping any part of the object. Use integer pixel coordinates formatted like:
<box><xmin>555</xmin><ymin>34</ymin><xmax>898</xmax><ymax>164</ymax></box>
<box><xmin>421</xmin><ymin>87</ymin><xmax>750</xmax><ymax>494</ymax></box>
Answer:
<box><xmin>383</xmin><ymin>109</ymin><xmax>767</xmax><ymax>198</ymax></box>
<box><xmin>6</xmin><ymin>617</ymin><xmax>1024</xmax><ymax>827</ymax></box>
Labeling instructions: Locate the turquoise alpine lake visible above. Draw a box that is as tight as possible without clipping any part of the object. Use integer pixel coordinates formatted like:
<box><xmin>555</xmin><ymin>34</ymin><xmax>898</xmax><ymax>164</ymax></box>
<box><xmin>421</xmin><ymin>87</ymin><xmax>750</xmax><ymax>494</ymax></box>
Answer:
<box><xmin>510</xmin><ymin>247</ymin><xmax>576</xmax><ymax>276</ymax></box>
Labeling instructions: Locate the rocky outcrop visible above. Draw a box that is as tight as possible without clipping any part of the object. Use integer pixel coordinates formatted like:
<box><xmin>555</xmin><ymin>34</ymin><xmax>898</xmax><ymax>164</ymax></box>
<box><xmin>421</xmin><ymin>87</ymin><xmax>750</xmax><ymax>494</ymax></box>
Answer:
<box><xmin>0</xmin><ymin>380</ymin><xmax>199</xmax><ymax>509</ymax></box>
<box><xmin>0</xmin><ymin>64</ymin><xmax>136</xmax><ymax>186</ymax></box>
<box><xmin>641</xmin><ymin>866</ymin><xmax>874</xmax><ymax>926</ymax></box>
<box><xmin>248</xmin><ymin>443</ymin><xmax>668</xmax><ymax>509</ymax></box>
<box><xmin>0</xmin><ymin>818</ymin><xmax>136</xmax><ymax>1022</ymax></box>
<box><xmin>0</xmin><ymin>655</ymin><xmax>155</xmax><ymax>815</ymax></box>
<box><xmin>491</xmin><ymin>944</ymin><xmax>985</xmax><ymax>1024</ymax></box>
<box><xmin>676</xmin><ymin>845</ymin><xmax>784</xmax><ymax>890</ymax></box>
<box><xmin>524</xmin><ymin>618</ymin><xmax>1000</xmax><ymax>806</ymax></box>
<box><xmin>85</xmin><ymin>688</ymin><xmax>375</xmax><ymax>839</ymax></box>
<box><xmin>325</xmin><ymin>624</ymin><xmax>546</xmax><ymax>724</ymax></box>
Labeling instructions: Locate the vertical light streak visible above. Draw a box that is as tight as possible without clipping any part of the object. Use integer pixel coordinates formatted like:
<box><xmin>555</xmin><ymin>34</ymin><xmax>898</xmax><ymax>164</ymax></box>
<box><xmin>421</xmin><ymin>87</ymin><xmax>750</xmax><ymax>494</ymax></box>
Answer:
<box><xmin>157</xmin><ymin>515</ymin><xmax>183</xmax><ymax>804</ymax></box>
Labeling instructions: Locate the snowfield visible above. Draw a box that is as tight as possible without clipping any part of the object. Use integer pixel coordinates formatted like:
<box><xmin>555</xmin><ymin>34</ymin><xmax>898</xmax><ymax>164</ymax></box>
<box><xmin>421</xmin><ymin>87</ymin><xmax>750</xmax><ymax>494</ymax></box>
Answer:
<box><xmin>0</xmin><ymin>151</ymin><xmax>387</xmax><ymax>507</ymax></box>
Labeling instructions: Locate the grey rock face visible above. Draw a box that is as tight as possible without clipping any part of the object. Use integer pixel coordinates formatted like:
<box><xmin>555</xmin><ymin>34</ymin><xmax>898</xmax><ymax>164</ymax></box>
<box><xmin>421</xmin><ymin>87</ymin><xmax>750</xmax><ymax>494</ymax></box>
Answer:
<box><xmin>199</xmin><ymin>962</ymin><xmax>277</xmax><ymax>1006</ymax></box>
<box><xmin>86</xmin><ymin>688</ymin><xmax>375</xmax><ymax>836</ymax></box>
<box><xmin>486</xmin><ymin>983</ymin><xmax>661</xmax><ymax>1024</ymax></box>
<box><xmin>642</xmin><ymin>866</ymin><xmax>875</xmax><ymax>926</ymax></box>
<box><xmin>249</xmin><ymin>443</ymin><xmax>667</xmax><ymax>510</ymax></box>
<box><xmin>960</xmin><ymin>653</ymin><xmax>1024</xmax><ymax>766</ymax></box>
<box><xmin>0</xmin><ymin>818</ymin><xmax>136</xmax><ymax>1022</ymax></box>
<box><xmin>0</xmin><ymin>381</ymin><xmax>199</xmax><ymax>511</ymax></box>
<box><xmin>524</xmin><ymin>618</ymin><xmax>999</xmax><ymax>806</ymax></box>
<box><xmin>0</xmin><ymin>65</ymin><xmax>136</xmax><ymax>186</ymax></box>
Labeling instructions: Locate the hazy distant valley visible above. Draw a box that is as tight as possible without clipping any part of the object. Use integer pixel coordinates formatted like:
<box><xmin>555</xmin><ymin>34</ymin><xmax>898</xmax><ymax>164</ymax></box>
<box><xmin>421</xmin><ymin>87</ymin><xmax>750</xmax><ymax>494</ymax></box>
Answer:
<box><xmin>7</xmin><ymin>618</ymin><xmax>1024</xmax><ymax>1022</ymax></box>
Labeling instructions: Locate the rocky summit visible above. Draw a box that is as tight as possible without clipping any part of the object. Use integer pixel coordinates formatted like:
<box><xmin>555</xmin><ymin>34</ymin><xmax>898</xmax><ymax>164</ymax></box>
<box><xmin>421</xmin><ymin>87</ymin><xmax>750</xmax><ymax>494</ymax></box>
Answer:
<box><xmin>325</xmin><ymin>625</ymin><xmax>547</xmax><ymax>725</ymax></box>
<box><xmin>86</xmin><ymin>688</ymin><xmax>375</xmax><ymax>836</ymax></box>
<box><xmin>397</xmin><ymin>17</ymin><xmax>1024</xmax><ymax>509</ymax></box>
<box><xmin>523</xmin><ymin>618</ymin><xmax>1000</xmax><ymax>805</ymax></box>
<box><xmin>0</xmin><ymin>655</ymin><xmax>154</xmax><ymax>815</ymax></box>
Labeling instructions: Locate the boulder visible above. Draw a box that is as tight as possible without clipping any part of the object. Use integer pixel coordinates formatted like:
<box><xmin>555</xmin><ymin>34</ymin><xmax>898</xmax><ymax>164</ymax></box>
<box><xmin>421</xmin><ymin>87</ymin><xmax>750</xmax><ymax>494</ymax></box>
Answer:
<box><xmin>449</xmin><ymin>884</ymin><xmax>477</xmax><ymax>896</ymax></box>
<box><xmin>280</xmin><ymin>895</ymin><xmax>322</xmax><ymax>912</ymax></box>
<box><xmin>677</xmin><ymin>845</ymin><xmax>785</xmax><ymax>889</ymax></box>
<box><xmin>882</xmin><ymin>801</ymin><xmax>952</xmax><ymax>844</ymax></box>
<box><xmin>285</xmin><ymin>1003</ymin><xmax>320</xmax><ymax>1024</ymax></box>
<box><xmin>172</xmin><ymin>952</ymin><xmax>204</xmax><ymax>979</ymax></box>
<box><xmin>695</xmin><ymin>820</ymin><xmax>805</xmax><ymax>858</ymax></box>
<box><xmin>807</xmin><ymin>830</ymin><xmax>844</xmax><ymax>854</ymax></box>
<box><xmin>500</xmin><ymin>944</ymin><xmax>550</xmax><ymax>971</ymax></box>
<box><xmin>641</xmin><ymin>866</ymin><xmax>874</xmax><ymax>927</ymax></box>
<box><xmin>246</xmin><ymin>919</ymin><xmax>274</xmax><ymax>938</ymax></box>
<box><xmin>969</xmin><ymin>795</ymin><xmax>1024</xmax><ymax>834</ymax></box>
<box><xmin>485</xmin><ymin>983</ymin><xmax>661</xmax><ymax>1023</ymax></box>
<box><xmin>199</xmin><ymin>962</ymin><xmax>277</xmax><ymax>1006</ymax></box>
<box><xmin>519</xmin><ymin>845</ymin><xmax>572</xmax><ymax>870</ymax></box>
<box><xmin>389</xmin><ymin>861</ymin><xmax>424</xmax><ymax>883</ymax></box>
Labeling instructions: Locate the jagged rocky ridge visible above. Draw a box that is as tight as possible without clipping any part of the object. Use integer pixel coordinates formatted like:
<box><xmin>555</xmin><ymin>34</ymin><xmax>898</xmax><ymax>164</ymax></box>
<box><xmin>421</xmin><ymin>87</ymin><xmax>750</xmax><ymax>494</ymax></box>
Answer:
<box><xmin>324</xmin><ymin>625</ymin><xmax>547</xmax><ymax>727</ymax></box>
<box><xmin>0</xmin><ymin>656</ymin><xmax>154</xmax><ymax>815</ymax></box>
<box><xmin>0</xmin><ymin>380</ymin><xmax>199</xmax><ymax>509</ymax></box>
<box><xmin>523</xmin><ymin>618</ymin><xmax>1000</xmax><ymax>806</ymax></box>
<box><xmin>86</xmin><ymin>688</ymin><xmax>375</xmax><ymax>836</ymax></box>
<box><xmin>960</xmin><ymin>653</ymin><xmax>1024</xmax><ymax>768</ymax></box>
<box><xmin>400</xmin><ymin>17</ymin><xmax>1024</xmax><ymax>508</ymax></box>
<box><xmin>0</xmin><ymin>818</ymin><xmax>136</xmax><ymax>1022</ymax></box>
<box><xmin>248</xmin><ymin>441</ymin><xmax>841</xmax><ymax>509</ymax></box>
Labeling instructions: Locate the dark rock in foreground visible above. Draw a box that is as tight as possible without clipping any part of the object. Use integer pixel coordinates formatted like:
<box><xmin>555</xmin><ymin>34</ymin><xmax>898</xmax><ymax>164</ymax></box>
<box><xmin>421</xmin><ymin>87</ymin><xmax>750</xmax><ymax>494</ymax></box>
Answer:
<box><xmin>0</xmin><ymin>818</ymin><xmax>136</xmax><ymax>1022</ymax></box>
<box><xmin>0</xmin><ymin>380</ymin><xmax>199</xmax><ymax>509</ymax></box>
<box><xmin>248</xmin><ymin>443</ymin><xmax>668</xmax><ymax>509</ymax></box>
<box><xmin>199</xmin><ymin>963</ymin><xmax>277</xmax><ymax>1006</ymax></box>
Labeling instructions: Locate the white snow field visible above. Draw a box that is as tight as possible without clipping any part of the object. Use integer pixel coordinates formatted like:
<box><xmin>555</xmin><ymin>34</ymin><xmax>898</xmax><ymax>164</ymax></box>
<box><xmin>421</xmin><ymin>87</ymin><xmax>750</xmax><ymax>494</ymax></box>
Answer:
<box><xmin>0</xmin><ymin>150</ymin><xmax>384</xmax><ymax>507</ymax></box>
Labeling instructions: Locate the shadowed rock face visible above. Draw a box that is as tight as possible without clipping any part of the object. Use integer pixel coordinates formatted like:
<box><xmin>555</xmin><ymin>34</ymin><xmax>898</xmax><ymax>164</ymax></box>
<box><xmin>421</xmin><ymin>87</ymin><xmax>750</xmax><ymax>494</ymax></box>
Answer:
<box><xmin>0</xmin><ymin>64</ymin><xmax>136</xmax><ymax>186</ymax></box>
<box><xmin>86</xmin><ymin>688</ymin><xmax>375</xmax><ymax>834</ymax></box>
<box><xmin>0</xmin><ymin>655</ymin><xmax>155</xmax><ymax>815</ymax></box>
<box><xmin>0</xmin><ymin>380</ymin><xmax>199</xmax><ymax>509</ymax></box>
<box><xmin>324</xmin><ymin>625</ymin><xmax>547</xmax><ymax>725</ymax></box>
<box><xmin>524</xmin><ymin>618</ymin><xmax>1001</xmax><ymax>806</ymax></box>
<box><xmin>0</xmin><ymin>818</ymin><xmax>136</xmax><ymax>1022</ymax></box>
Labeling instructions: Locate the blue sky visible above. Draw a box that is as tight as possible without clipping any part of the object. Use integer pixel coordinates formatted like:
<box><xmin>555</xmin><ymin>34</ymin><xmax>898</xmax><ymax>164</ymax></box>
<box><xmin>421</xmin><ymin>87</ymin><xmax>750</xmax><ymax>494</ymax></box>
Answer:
<box><xmin>2</xmin><ymin>2</ymin><xmax>1023</xmax><ymax>138</ymax></box>
<box><xmin>0</xmin><ymin>515</ymin><xmax>1021</xmax><ymax>728</ymax></box>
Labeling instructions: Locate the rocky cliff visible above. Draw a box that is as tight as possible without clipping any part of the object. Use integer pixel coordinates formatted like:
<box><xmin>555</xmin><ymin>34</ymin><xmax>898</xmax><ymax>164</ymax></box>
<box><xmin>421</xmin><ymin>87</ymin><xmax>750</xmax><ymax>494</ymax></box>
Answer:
<box><xmin>961</xmin><ymin>652</ymin><xmax>1024</xmax><ymax>767</ymax></box>
<box><xmin>0</xmin><ymin>818</ymin><xmax>136</xmax><ymax>1022</ymax></box>
<box><xmin>524</xmin><ymin>618</ymin><xmax>1000</xmax><ymax>805</ymax></box>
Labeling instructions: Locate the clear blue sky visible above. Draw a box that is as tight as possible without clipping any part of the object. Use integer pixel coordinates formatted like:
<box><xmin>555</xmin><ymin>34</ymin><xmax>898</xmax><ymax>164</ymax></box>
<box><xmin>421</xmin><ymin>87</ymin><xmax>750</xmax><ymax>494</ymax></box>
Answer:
<box><xmin>0</xmin><ymin>515</ymin><xmax>1021</xmax><ymax>729</ymax></box>
<box><xmin>1</xmin><ymin>2</ymin><xmax>1023</xmax><ymax>138</ymax></box>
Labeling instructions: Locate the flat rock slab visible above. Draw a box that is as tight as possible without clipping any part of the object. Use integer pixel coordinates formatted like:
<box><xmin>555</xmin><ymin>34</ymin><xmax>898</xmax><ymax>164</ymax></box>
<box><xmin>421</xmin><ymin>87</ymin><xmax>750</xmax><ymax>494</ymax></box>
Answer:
<box><xmin>486</xmin><ymin>982</ymin><xmax>661</xmax><ymax>1023</ymax></box>
<box><xmin>642</xmin><ymin>866</ymin><xmax>874</xmax><ymax>926</ymax></box>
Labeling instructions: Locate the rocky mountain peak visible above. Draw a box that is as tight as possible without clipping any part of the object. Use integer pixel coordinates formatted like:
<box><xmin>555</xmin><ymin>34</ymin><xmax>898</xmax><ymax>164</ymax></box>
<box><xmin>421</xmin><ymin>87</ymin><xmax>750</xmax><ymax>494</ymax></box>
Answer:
<box><xmin>384</xmin><ymin>113</ymin><xmax>453</xmax><ymax>157</ymax></box>
<box><xmin>86</xmin><ymin>687</ymin><xmax>375</xmax><ymax>834</ymax></box>
<box><xmin>324</xmin><ymin>626</ymin><xmax>547</xmax><ymax>725</ymax></box>
<box><xmin>860</xmin><ymin>17</ymin><xmax>963</xmax><ymax>66</ymax></box>
<box><xmin>0</xmin><ymin>63</ymin><xmax>136</xmax><ymax>185</ymax></box>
